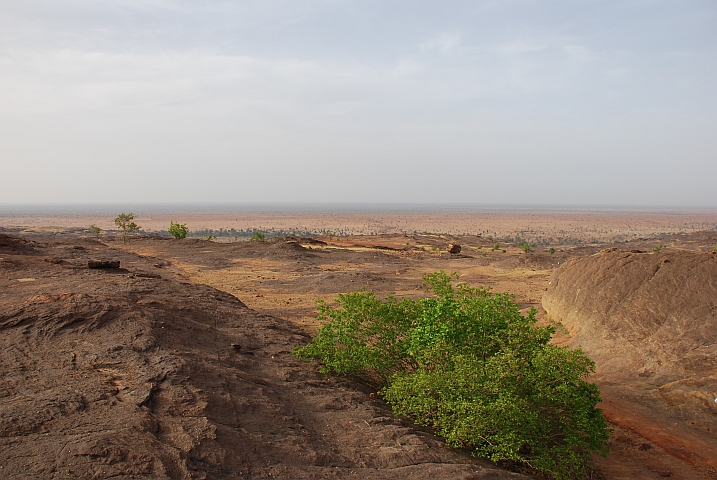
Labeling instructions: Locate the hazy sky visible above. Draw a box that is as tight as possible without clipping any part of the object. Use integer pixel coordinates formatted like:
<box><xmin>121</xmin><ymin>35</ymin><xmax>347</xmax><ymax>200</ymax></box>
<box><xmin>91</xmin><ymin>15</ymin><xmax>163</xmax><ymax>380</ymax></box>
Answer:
<box><xmin>1</xmin><ymin>1</ymin><xmax>716</xmax><ymax>207</ymax></box>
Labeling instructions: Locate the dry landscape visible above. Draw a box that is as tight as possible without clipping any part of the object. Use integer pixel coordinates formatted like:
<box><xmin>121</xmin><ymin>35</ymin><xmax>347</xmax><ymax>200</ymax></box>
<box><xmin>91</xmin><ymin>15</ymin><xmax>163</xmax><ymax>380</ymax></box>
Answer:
<box><xmin>1</xmin><ymin>210</ymin><xmax>717</xmax><ymax>480</ymax></box>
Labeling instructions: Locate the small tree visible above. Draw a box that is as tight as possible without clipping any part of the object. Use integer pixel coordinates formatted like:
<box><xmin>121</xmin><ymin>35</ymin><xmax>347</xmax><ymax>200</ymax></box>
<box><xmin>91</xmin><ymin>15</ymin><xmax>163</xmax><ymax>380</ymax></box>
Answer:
<box><xmin>90</xmin><ymin>224</ymin><xmax>101</xmax><ymax>239</ymax></box>
<box><xmin>114</xmin><ymin>213</ymin><xmax>140</xmax><ymax>243</ymax></box>
<box><xmin>520</xmin><ymin>242</ymin><xmax>535</xmax><ymax>264</ymax></box>
<box><xmin>250</xmin><ymin>231</ymin><xmax>265</xmax><ymax>242</ymax></box>
<box><xmin>168</xmin><ymin>221</ymin><xmax>188</xmax><ymax>239</ymax></box>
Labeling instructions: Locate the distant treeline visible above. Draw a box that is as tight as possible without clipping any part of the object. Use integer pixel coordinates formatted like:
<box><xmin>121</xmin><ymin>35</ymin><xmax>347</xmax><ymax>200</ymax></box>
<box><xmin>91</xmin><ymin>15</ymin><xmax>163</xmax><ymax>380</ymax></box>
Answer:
<box><xmin>186</xmin><ymin>227</ymin><xmax>320</xmax><ymax>239</ymax></box>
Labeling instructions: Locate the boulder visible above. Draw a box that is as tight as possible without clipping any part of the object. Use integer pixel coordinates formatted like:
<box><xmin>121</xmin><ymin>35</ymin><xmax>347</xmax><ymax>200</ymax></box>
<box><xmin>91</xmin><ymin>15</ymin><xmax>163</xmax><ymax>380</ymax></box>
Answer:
<box><xmin>447</xmin><ymin>244</ymin><xmax>461</xmax><ymax>254</ymax></box>
<box><xmin>88</xmin><ymin>260</ymin><xmax>120</xmax><ymax>269</ymax></box>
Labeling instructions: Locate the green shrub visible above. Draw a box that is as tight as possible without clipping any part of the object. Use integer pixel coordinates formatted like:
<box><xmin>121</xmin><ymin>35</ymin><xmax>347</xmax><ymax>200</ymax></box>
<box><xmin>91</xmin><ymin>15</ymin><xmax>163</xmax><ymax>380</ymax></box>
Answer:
<box><xmin>90</xmin><ymin>224</ymin><xmax>101</xmax><ymax>239</ymax></box>
<box><xmin>549</xmin><ymin>247</ymin><xmax>556</xmax><ymax>254</ymax></box>
<box><xmin>114</xmin><ymin>213</ymin><xmax>140</xmax><ymax>243</ymax></box>
<box><xmin>168</xmin><ymin>221</ymin><xmax>188</xmax><ymax>239</ymax></box>
<box><xmin>294</xmin><ymin>271</ymin><xmax>609</xmax><ymax>479</ymax></box>
<box><xmin>520</xmin><ymin>242</ymin><xmax>535</xmax><ymax>254</ymax></box>
<box><xmin>492</xmin><ymin>242</ymin><xmax>500</xmax><ymax>251</ymax></box>
<box><xmin>250</xmin><ymin>231</ymin><xmax>265</xmax><ymax>242</ymax></box>
<box><xmin>652</xmin><ymin>245</ymin><xmax>664</xmax><ymax>252</ymax></box>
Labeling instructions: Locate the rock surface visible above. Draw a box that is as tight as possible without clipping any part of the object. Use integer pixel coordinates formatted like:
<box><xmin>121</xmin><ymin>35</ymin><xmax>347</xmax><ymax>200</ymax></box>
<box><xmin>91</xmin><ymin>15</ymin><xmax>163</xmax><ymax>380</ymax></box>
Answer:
<box><xmin>542</xmin><ymin>249</ymin><xmax>717</xmax><ymax>471</ymax></box>
<box><xmin>0</xmin><ymin>233</ymin><xmax>525</xmax><ymax>479</ymax></box>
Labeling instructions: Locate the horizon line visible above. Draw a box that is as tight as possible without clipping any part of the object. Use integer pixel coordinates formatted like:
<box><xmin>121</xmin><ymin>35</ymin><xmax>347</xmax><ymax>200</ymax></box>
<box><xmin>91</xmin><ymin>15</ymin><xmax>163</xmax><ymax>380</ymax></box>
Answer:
<box><xmin>2</xmin><ymin>202</ymin><xmax>717</xmax><ymax>216</ymax></box>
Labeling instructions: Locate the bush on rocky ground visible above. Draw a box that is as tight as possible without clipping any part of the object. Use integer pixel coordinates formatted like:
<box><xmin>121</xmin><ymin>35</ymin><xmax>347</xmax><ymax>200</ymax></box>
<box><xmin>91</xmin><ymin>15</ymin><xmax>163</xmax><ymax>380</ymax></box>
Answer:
<box><xmin>294</xmin><ymin>271</ymin><xmax>610</xmax><ymax>479</ymax></box>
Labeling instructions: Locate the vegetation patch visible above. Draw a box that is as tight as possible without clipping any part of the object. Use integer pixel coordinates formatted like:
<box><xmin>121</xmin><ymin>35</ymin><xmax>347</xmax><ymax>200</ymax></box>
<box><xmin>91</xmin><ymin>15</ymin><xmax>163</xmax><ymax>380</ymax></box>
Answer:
<box><xmin>294</xmin><ymin>271</ymin><xmax>609</xmax><ymax>479</ymax></box>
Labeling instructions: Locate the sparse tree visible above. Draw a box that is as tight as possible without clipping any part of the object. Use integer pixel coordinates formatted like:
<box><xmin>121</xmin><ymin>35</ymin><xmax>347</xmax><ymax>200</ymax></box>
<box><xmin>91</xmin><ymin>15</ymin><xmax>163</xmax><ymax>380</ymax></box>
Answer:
<box><xmin>168</xmin><ymin>221</ymin><xmax>188</xmax><ymax>239</ymax></box>
<box><xmin>90</xmin><ymin>224</ymin><xmax>101</xmax><ymax>239</ymax></box>
<box><xmin>114</xmin><ymin>213</ymin><xmax>140</xmax><ymax>243</ymax></box>
<box><xmin>250</xmin><ymin>231</ymin><xmax>265</xmax><ymax>242</ymax></box>
<box><xmin>520</xmin><ymin>242</ymin><xmax>535</xmax><ymax>264</ymax></box>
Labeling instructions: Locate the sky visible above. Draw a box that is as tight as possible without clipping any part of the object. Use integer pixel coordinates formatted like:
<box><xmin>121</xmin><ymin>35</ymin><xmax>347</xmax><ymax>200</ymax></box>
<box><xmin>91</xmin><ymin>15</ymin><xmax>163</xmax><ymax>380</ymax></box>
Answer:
<box><xmin>1</xmin><ymin>1</ymin><xmax>716</xmax><ymax>207</ymax></box>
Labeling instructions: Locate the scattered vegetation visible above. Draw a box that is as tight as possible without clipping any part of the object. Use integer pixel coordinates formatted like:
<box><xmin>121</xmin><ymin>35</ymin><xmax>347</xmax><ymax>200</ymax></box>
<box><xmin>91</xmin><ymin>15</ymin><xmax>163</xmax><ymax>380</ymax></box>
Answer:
<box><xmin>652</xmin><ymin>245</ymin><xmax>664</xmax><ymax>252</ymax></box>
<box><xmin>492</xmin><ymin>242</ymin><xmax>500</xmax><ymax>251</ymax></box>
<box><xmin>114</xmin><ymin>213</ymin><xmax>140</xmax><ymax>243</ymax></box>
<box><xmin>201</xmin><ymin>232</ymin><xmax>216</xmax><ymax>241</ymax></box>
<box><xmin>294</xmin><ymin>271</ymin><xmax>610</xmax><ymax>479</ymax></box>
<box><xmin>90</xmin><ymin>224</ymin><xmax>101</xmax><ymax>239</ymax></box>
<box><xmin>520</xmin><ymin>242</ymin><xmax>536</xmax><ymax>254</ymax></box>
<box><xmin>188</xmin><ymin>227</ymin><xmax>315</xmax><ymax>240</ymax></box>
<box><xmin>549</xmin><ymin>247</ymin><xmax>556</xmax><ymax>254</ymax></box>
<box><xmin>250</xmin><ymin>231</ymin><xmax>266</xmax><ymax>242</ymax></box>
<box><xmin>168</xmin><ymin>221</ymin><xmax>188</xmax><ymax>239</ymax></box>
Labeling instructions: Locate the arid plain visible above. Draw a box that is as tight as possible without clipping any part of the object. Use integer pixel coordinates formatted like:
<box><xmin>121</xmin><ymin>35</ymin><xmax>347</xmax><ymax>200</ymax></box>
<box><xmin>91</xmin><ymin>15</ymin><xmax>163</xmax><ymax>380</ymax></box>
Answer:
<box><xmin>2</xmin><ymin>209</ymin><xmax>717</xmax><ymax>479</ymax></box>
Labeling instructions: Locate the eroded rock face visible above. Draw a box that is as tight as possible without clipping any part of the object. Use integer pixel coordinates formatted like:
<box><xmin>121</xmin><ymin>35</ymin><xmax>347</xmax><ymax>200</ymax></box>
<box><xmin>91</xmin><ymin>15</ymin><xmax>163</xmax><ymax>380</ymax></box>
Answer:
<box><xmin>542</xmin><ymin>249</ymin><xmax>717</xmax><ymax>460</ymax></box>
<box><xmin>543</xmin><ymin>249</ymin><xmax>717</xmax><ymax>379</ymax></box>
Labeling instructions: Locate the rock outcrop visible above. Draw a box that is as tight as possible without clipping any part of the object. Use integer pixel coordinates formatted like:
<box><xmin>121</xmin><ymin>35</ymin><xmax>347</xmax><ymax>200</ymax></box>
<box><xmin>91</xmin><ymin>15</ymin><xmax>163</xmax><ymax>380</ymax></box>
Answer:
<box><xmin>542</xmin><ymin>249</ymin><xmax>717</xmax><ymax>470</ymax></box>
<box><xmin>542</xmin><ymin>249</ymin><xmax>717</xmax><ymax>380</ymax></box>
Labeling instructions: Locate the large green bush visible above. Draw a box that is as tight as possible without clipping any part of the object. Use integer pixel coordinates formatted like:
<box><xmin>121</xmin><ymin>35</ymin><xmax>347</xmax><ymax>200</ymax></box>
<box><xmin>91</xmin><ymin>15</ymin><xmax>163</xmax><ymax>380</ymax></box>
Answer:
<box><xmin>293</xmin><ymin>271</ymin><xmax>609</xmax><ymax>479</ymax></box>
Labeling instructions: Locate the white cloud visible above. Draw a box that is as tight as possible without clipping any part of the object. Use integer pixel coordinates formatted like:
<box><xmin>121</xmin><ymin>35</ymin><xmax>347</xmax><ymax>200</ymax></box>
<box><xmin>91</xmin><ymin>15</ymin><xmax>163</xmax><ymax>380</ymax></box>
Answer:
<box><xmin>421</xmin><ymin>32</ymin><xmax>462</xmax><ymax>54</ymax></box>
<box><xmin>497</xmin><ymin>39</ymin><xmax>547</xmax><ymax>56</ymax></box>
<box><xmin>563</xmin><ymin>45</ymin><xmax>594</xmax><ymax>63</ymax></box>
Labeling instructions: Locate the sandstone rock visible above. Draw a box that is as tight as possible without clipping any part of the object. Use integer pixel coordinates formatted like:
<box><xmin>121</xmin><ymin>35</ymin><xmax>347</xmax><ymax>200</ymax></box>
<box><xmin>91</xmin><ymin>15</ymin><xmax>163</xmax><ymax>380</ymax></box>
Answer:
<box><xmin>447</xmin><ymin>244</ymin><xmax>461</xmax><ymax>254</ymax></box>
<box><xmin>542</xmin><ymin>249</ymin><xmax>717</xmax><ymax>458</ymax></box>
<box><xmin>88</xmin><ymin>260</ymin><xmax>120</xmax><ymax>269</ymax></box>
<box><xmin>543</xmin><ymin>250</ymin><xmax>717</xmax><ymax>377</ymax></box>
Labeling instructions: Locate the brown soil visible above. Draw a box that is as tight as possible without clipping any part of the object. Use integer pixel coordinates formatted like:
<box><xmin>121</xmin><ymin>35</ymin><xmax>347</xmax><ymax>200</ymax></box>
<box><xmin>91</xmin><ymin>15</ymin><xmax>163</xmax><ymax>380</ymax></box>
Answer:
<box><xmin>2</xmin><ymin>226</ymin><xmax>717</xmax><ymax>479</ymax></box>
